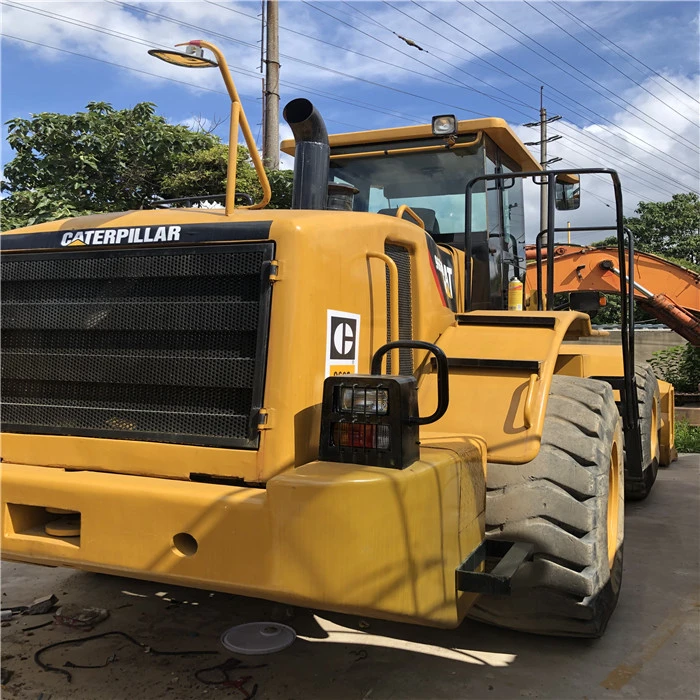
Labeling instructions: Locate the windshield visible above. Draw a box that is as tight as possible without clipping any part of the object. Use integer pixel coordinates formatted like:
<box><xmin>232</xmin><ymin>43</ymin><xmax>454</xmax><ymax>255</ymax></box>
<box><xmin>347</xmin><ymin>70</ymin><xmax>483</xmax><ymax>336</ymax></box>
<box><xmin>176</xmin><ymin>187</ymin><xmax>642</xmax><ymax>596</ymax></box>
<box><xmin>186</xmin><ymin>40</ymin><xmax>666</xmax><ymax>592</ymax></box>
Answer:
<box><xmin>329</xmin><ymin>142</ymin><xmax>487</xmax><ymax>234</ymax></box>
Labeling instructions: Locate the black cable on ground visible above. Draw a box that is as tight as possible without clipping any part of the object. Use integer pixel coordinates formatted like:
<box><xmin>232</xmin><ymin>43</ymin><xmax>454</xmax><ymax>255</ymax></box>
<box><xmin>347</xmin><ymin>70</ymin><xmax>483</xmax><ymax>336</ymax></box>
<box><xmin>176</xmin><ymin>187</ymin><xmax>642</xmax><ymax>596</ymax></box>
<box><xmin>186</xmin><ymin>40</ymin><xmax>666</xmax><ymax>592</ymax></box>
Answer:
<box><xmin>34</xmin><ymin>630</ymin><xmax>218</xmax><ymax>683</ymax></box>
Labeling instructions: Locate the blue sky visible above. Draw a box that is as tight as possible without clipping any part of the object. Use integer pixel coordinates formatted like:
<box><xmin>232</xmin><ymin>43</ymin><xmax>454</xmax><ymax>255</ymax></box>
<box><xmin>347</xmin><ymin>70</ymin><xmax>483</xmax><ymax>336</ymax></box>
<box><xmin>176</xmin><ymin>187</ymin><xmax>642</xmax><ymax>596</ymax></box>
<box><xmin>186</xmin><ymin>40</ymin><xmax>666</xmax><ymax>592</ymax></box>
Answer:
<box><xmin>2</xmin><ymin>1</ymin><xmax>699</xmax><ymax>241</ymax></box>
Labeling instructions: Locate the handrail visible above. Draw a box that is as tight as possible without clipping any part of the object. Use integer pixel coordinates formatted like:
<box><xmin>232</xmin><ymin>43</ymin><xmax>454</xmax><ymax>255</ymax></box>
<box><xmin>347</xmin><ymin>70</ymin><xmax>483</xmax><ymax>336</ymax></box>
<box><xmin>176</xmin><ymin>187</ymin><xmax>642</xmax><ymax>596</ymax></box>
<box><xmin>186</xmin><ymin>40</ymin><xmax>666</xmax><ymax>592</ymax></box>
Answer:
<box><xmin>395</xmin><ymin>205</ymin><xmax>425</xmax><ymax>229</ymax></box>
<box><xmin>523</xmin><ymin>373</ymin><xmax>538</xmax><ymax>429</ymax></box>
<box><xmin>367</xmin><ymin>251</ymin><xmax>400</xmax><ymax>374</ymax></box>
<box><xmin>329</xmin><ymin>133</ymin><xmax>482</xmax><ymax>161</ymax></box>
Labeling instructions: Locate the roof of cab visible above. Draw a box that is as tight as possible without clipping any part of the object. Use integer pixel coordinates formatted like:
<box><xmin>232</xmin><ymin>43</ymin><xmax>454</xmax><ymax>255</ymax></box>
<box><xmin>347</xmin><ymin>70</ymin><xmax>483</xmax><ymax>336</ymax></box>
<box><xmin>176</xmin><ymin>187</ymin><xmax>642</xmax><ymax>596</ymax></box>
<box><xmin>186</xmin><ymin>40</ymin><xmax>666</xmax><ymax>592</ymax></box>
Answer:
<box><xmin>280</xmin><ymin>117</ymin><xmax>542</xmax><ymax>172</ymax></box>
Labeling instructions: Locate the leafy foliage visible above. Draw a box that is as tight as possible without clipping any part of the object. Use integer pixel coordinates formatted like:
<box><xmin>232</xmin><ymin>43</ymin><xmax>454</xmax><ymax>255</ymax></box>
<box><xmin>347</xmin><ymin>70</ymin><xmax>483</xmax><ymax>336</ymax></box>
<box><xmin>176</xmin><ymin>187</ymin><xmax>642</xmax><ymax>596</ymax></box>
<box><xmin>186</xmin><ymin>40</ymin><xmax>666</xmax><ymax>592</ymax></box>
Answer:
<box><xmin>649</xmin><ymin>344</ymin><xmax>700</xmax><ymax>394</ymax></box>
<box><xmin>594</xmin><ymin>193</ymin><xmax>700</xmax><ymax>264</ymax></box>
<box><xmin>626</xmin><ymin>193</ymin><xmax>700</xmax><ymax>265</ymax></box>
<box><xmin>674</xmin><ymin>420</ymin><xmax>700</xmax><ymax>453</ymax></box>
<box><xmin>2</xmin><ymin>102</ymin><xmax>216</xmax><ymax>224</ymax></box>
<box><xmin>161</xmin><ymin>144</ymin><xmax>292</xmax><ymax>209</ymax></box>
<box><xmin>1</xmin><ymin>102</ymin><xmax>294</xmax><ymax>230</ymax></box>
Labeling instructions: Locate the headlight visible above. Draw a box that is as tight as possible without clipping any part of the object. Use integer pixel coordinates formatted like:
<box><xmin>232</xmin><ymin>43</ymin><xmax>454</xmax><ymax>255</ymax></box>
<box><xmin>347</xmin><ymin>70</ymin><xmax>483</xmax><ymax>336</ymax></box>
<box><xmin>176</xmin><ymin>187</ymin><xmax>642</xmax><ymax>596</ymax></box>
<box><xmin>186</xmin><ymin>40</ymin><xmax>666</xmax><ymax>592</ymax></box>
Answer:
<box><xmin>338</xmin><ymin>387</ymin><xmax>389</xmax><ymax>415</ymax></box>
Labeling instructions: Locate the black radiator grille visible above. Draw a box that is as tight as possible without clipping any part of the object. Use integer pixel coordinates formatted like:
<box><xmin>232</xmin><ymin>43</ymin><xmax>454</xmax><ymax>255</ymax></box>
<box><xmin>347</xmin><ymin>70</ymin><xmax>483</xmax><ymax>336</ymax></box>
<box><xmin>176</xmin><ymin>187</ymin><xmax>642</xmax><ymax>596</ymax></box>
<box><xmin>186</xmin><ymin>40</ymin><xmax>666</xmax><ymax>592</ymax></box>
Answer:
<box><xmin>1</xmin><ymin>243</ymin><xmax>274</xmax><ymax>448</ymax></box>
<box><xmin>384</xmin><ymin>243</ymin><xmax>413</xmax><ymax>375</ymax></box>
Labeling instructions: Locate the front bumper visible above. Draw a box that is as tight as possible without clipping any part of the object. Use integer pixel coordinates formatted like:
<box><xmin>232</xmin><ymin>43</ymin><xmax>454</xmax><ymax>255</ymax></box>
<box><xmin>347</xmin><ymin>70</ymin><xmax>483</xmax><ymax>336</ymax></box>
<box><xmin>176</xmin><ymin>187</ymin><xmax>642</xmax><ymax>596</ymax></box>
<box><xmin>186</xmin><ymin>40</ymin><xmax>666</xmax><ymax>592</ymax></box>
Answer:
<box><xmin>2</xmin><ymin>441</ymin><xmax>485</xmax><ymax>627</ymax></box>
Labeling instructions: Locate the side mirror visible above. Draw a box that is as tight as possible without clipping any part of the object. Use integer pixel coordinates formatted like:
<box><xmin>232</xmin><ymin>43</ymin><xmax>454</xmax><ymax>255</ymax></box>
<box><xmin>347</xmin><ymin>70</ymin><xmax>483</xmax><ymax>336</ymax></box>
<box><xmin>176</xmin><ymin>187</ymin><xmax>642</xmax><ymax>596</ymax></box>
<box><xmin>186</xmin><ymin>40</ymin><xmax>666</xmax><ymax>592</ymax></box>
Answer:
<box><xmin>555</xmin><ymin>177</ymin><xmax>581</xmax><ymax>210</ymax></box>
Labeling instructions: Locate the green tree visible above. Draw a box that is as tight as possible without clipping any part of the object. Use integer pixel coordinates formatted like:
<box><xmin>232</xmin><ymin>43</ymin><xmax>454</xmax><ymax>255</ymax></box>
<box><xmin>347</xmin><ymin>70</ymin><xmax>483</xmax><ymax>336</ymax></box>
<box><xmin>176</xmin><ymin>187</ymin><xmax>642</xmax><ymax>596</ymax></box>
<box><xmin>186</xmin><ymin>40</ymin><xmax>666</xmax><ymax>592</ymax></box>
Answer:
<box><xmin>161</xmin><ymin>144</ymin><xmax>293</xmax><ymax>209</ymax></box>
<box><xmin>595</xmin><ymin>193</ymin><xmax>700</xmax><ymax>265</ymax></box>
<box><xmin>1</xmin><ymin>102</ymin><xmax>294</xmax><ymax>230</ymax></box>
<box><xmin>2</xmin><ymin>102</ymin><xmax>217</xmax><ymax>226</ymax></box>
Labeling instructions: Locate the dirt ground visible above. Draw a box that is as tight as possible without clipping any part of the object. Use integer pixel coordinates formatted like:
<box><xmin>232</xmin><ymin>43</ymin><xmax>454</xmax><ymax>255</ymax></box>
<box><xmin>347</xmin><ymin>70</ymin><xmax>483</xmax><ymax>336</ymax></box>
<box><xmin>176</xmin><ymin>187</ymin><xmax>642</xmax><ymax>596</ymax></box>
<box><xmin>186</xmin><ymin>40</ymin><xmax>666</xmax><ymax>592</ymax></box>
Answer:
<box><xmin>1</xmin><ymin>454</ymin><xmax>698</xmax><ymax>700</ymax></box>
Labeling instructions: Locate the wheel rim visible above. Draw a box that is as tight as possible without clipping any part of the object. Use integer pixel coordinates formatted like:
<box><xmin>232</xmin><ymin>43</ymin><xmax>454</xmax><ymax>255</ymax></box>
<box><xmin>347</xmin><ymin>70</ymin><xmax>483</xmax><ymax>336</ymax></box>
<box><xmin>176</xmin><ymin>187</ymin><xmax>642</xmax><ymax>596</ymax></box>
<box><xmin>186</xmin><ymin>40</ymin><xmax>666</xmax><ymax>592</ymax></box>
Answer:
<box><xmin>607</xmin><ymin>441</ymin><xmax>620</xmax><ymax>569</ymax></box>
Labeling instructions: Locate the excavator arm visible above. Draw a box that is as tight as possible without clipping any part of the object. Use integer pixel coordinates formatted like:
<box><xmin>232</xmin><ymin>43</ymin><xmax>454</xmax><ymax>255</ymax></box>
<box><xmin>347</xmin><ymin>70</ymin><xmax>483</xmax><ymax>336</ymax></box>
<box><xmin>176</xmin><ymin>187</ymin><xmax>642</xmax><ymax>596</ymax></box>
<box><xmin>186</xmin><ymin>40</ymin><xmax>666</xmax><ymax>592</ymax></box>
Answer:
<box><xmin>525</xmin><ymin>245</ymin><xmax>700</xmax><ymax>345</ymax></box>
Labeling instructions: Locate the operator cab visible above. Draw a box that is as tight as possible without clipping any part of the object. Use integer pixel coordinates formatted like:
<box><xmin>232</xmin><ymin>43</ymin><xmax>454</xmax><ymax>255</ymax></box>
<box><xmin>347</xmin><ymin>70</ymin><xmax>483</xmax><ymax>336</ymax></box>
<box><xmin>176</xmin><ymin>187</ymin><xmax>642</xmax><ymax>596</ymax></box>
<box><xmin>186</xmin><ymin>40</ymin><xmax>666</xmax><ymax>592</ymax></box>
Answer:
<box><xmin>293</xmin><ymin>118</ymin><xmax>540</xmax><ymax>310</ymax></box>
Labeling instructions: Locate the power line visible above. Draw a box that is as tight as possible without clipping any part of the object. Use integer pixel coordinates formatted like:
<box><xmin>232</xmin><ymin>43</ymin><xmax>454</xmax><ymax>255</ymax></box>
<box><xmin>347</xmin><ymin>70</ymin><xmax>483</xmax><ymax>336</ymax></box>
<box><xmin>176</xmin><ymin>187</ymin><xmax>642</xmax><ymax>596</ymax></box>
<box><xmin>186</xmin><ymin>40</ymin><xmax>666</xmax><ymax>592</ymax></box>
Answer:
<box><xmin>460</xmin><ymin>0</ymin><xmax>700</xmax><ymax>162</ymax></box>
<box><xmin>3</xmin><ymin>39</ymin><xmax>655</xmax><ymax>214</ymax></box>
<box><xmin>205</xmin><ymin>0</ymin><xmax>534</xmax><ymax>114</ymax></box>
<box><xmin>461</xmin><ymin>0</ymin><xmax>700</xmax><ymax>169</ymax></box>
<box><xmin>551</xmin><ymin>1</ymin><xmax>700</xmax><ymax>107</ymax></box>
<box><xmin>339</xmin><ymin>0</ymin><xmax>533</xmax><ymax>112</ymax></box>
<box><xmin>296</xmin><ymin>0</ymin><xmax>533</xmax><ymax>115</ymax></box>
<box><xmin>347</xmin><ymin>0</ymin><xmax>697</xmax><ymax>193</ymax></box>
<box><xmin>551</xmin><ymin>124</ymin><xmax>690</xmax><ymax>199</ymax></box>
<box><xmin>102</xmin><ymin>0</ymin><xmax>506</xmax><ymax>121</ymax></box>
<box><xmin>16</xmin><ymin>0</ymin><xmax>695</xmax><ymax>197</ymax></box>
<box><xmin>525</xmin><ymin>1</ymin><xmax>699</xmax><ymax>132</ymax></box>
<box><xmin>307</xmin><ymin>0</ymin><xmax>692</xmax><ymax>195</ymax></box>
<box><xmin>384</xmin><ymin>0</ymin><xmax>695</xmax><ymax>189</ymax></box>
<box><xmin>5</xmin><ymin>2</ymin><xmax>694</xmax><ymax>203</ymax></box>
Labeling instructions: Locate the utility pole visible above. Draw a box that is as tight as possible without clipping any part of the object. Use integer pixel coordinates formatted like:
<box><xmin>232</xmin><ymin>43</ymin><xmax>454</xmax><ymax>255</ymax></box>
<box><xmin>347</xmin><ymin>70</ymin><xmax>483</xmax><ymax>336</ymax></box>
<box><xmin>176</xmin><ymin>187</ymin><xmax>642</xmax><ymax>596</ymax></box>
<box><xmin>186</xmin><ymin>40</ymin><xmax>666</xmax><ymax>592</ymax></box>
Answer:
<box><xmin>263</xmin><ymin>0</ymin><xmax>280</xmax><ymax>169</ymax></box>
<box><xmin>524</xmin><ymin>87</ymin><xmax>562</xmax><ymax>247</ymax></box>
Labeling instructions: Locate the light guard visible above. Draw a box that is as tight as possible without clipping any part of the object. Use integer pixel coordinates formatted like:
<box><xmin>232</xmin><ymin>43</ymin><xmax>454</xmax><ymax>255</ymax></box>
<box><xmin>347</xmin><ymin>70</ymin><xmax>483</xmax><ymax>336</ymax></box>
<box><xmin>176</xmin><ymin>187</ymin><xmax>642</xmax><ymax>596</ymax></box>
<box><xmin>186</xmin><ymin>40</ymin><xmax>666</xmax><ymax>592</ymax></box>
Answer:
<box><xmin>319</xmin><ymin>375</ymin><xmax>419</xmax><ymax>469</ymax></box>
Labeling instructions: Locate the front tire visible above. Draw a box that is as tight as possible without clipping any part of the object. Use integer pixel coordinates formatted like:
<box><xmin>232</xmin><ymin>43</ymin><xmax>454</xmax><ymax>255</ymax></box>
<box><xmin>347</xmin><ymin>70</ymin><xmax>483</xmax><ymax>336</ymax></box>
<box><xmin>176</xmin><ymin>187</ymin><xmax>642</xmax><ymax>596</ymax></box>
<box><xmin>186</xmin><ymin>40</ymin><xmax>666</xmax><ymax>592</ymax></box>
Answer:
<box><xmin>469</xmin><ymin>376</ymin><xmax>624</xmax><ymax>638</ymax></box>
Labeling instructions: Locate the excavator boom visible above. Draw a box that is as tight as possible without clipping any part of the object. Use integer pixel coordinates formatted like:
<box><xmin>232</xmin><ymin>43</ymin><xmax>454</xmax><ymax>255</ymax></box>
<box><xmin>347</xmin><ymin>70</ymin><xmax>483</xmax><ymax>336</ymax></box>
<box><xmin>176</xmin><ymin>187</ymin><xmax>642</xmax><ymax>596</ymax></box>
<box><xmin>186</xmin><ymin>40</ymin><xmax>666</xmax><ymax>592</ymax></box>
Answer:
<box><xmin>525</xmin><ymin>245</ymin><xmax>700</xmax><ymax>345</ymax></box>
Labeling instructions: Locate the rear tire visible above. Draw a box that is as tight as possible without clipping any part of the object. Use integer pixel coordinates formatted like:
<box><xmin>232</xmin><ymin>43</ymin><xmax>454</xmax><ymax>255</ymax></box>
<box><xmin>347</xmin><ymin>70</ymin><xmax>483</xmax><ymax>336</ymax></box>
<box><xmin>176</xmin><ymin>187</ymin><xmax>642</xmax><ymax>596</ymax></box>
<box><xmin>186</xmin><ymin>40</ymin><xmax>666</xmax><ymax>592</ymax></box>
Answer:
<box><xmin>469</xmin><ymin>376</ymin><xmax>624</xmax><ymax>638</ymax></box>
<box><xmin>625</xmin><ymin>364</ymin><xmax>660</xmax><ymax>501</ymax></box>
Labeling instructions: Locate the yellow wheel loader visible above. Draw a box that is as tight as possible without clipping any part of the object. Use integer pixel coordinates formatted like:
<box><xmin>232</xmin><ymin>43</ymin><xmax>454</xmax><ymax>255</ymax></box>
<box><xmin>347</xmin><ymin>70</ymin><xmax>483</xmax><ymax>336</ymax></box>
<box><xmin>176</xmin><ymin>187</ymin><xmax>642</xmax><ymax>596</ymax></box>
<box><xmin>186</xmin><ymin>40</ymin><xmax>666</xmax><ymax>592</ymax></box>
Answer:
<box><xmin>0</xmin><ymin>41</ymin><xmax>675</xmax><ymax>638</ymax></box>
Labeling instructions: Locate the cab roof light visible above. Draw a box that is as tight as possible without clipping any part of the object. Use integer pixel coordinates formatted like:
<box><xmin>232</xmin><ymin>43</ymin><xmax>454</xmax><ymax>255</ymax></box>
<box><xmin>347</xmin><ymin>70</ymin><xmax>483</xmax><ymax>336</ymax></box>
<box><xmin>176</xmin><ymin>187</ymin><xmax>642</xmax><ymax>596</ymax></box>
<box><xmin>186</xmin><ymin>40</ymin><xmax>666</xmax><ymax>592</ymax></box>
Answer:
<box><xmin>432</xmin><ymin>114</ymin><xmax>457</xmax><ymax>137</ymax></box>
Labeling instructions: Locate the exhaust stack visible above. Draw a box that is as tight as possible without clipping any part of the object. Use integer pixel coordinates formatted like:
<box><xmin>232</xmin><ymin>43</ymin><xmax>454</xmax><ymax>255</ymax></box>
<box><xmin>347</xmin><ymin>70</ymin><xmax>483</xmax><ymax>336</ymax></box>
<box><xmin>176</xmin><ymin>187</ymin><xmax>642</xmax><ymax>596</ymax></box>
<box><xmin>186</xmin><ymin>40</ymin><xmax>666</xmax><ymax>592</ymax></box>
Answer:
<box><xmin>283</xmin><ymin>98</ymin><xmax>330</xmax><ymax>210</ymax></box>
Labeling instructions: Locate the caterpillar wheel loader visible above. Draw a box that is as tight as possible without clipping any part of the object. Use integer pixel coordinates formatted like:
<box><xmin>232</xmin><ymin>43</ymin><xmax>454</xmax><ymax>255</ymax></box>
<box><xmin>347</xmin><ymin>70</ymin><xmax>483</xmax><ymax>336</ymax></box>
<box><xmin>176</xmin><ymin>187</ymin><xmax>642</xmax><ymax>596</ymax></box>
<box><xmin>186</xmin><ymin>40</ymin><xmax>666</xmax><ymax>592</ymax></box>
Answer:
<box><xmin>0</xmin><ymin>41</ymin><xmax>675</xmax><ymax>638</ymax></box>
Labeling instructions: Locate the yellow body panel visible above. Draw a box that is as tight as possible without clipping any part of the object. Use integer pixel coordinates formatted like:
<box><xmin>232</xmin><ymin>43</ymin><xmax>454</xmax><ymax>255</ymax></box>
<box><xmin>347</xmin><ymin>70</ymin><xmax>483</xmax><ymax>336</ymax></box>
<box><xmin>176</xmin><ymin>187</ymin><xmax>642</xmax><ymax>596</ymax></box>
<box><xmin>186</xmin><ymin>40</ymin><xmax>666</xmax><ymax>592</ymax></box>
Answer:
<box><xmin>2</xmin><ymin>439</ymin><xmax>485</xmax><ymax>627</ymax></box>
<box><xmin>419</xmin><ymin>311</ymin><xmax>598</xmax><ymax>463</ymax></box>
<box><xmin>2</xmin><ymin>209</ymin><xmax>453</xmax><ymax>482</ymax></box>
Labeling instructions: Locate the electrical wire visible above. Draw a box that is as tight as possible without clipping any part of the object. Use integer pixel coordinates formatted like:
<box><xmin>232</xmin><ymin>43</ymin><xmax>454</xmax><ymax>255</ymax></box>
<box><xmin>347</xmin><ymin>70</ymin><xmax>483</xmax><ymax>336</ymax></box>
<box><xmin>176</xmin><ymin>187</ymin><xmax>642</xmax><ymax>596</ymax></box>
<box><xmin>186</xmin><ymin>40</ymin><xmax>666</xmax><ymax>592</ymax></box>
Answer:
<box><xmin>14</xmin><ymin>0</ymin><xmax>695</xmax><ymax>195</ymax></box>
<box><xmin>205</xmin><ymin>0</ymin><xmax>534</xmax><ymax>113</ymax></box>
<box><xmin>461</xmin><ymin>0</ymin><xmax>700</xmax><ymax>169</ymax></box>
<box><xmin>299</xmin><ymin>1</ymin><xmax>696</xmax><ymax>195</ymax></box>
<box><xmin>551</xmin><ymin>1</ymin><xmax>700</xmax><ymax>108</ymax></box>
<box><xmin>380</xmin><ymin>0</ymin><xmax>699</xmax><ymax>189</ymax></box>
<box><xmin>525</xmin><ymin>1</ymin><xmax>698</xmax><ymax>132</ymax></box>
<box><xmin>104</xmin><ymin>0</ymin><xmax>503</xmax><ymax>120</ymax></box>
<box><xmin>4</xmin><ymin>2</ymin><xmax>692</xmax><ymax>204</ymax></box>
<box><xmin>295</xmin><ymin>0</ymin><xmax>533</xmax><ymax>114</ymax></box>
<box><xmin>338</xmin><ymin>0</ymin><xmax>534</xmax><ymax>111</ymax></box>
<box><xmin>1</xmin><ymin>33</ymin><xmax>372</xmax><ymax>134</ymax></box>
<box><xmin>456</xmin><ymin>0</ymin><xmax>700</xmax><ymax>160</ymax></box>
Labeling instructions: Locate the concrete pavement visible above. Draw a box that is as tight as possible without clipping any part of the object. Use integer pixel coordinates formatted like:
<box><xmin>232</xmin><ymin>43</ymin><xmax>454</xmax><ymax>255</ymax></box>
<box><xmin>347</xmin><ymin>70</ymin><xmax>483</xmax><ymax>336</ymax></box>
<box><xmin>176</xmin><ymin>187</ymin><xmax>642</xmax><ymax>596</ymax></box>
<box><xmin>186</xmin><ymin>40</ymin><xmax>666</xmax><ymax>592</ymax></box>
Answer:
<box><xmin>1</xmin><ymin>454</ymin><xmax>698</xmax><ymax>699</ymax></box>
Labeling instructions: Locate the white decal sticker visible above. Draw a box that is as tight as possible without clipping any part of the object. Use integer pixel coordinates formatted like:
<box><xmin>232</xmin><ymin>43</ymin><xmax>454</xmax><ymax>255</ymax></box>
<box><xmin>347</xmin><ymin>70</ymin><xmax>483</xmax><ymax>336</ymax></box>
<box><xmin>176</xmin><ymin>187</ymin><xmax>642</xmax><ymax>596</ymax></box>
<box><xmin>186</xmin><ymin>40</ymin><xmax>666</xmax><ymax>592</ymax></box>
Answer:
<box><xmin>60</xmin><ymin>226</ymin><xmax>181</xmax><ymax>247</ymax></box>
<box><xmin>325</xmin><ymin>309</ymin><xmax>361</xmax><ymax>378</ymax></box>
<box><xmin>433</xmin><ymin>254</ymin><xmax>454</xmax><ymax>300</ymax></box>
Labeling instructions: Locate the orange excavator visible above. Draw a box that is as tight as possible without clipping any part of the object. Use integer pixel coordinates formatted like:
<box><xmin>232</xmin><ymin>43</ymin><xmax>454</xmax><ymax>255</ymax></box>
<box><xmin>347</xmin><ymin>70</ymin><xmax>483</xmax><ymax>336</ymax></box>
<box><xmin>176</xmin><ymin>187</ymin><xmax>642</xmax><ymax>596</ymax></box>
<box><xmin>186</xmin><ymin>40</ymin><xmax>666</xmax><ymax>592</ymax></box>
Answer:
<box><xmin>524</xmin><ymin>244</ymin><xmax>700</xmax><ymax>345</ymax></box>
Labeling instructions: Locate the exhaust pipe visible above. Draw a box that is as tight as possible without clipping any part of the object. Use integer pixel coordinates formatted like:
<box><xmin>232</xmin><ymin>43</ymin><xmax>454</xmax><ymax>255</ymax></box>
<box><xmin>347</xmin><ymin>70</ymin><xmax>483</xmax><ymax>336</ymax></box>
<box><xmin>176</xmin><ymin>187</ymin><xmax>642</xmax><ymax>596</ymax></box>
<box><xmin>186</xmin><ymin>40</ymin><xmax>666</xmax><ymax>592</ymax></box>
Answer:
<box><xmin>283</xmin><ymin>98</ymin><xmax>330</xmax><ymax>210</ymax></box>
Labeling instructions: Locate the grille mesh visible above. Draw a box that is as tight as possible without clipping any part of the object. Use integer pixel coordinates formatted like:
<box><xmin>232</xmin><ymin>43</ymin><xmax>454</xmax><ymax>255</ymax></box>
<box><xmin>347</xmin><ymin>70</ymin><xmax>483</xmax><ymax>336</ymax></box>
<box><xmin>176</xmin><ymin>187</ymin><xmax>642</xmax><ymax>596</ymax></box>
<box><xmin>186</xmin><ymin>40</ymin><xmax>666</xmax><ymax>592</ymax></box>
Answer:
<box><xmin>385</xmin><ymin>244</ymin><xmax>413</xmax><ymax>375</ymax></box>
<box><xmin>1</xmin><ymin>244</ymin><xmax>273</xmax><ymax>447</ymax></box>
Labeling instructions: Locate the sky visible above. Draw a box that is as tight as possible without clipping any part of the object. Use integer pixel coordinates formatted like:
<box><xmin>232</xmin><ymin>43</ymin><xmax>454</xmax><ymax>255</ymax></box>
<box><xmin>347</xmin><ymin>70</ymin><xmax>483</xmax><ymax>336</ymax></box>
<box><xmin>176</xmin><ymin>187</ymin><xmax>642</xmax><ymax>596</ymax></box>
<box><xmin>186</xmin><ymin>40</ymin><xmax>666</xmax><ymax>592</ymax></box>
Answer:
<box><xmin>1</xmin><ymin>0</ymin><xmax>699</xmax><ymax>243</ymax></box>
